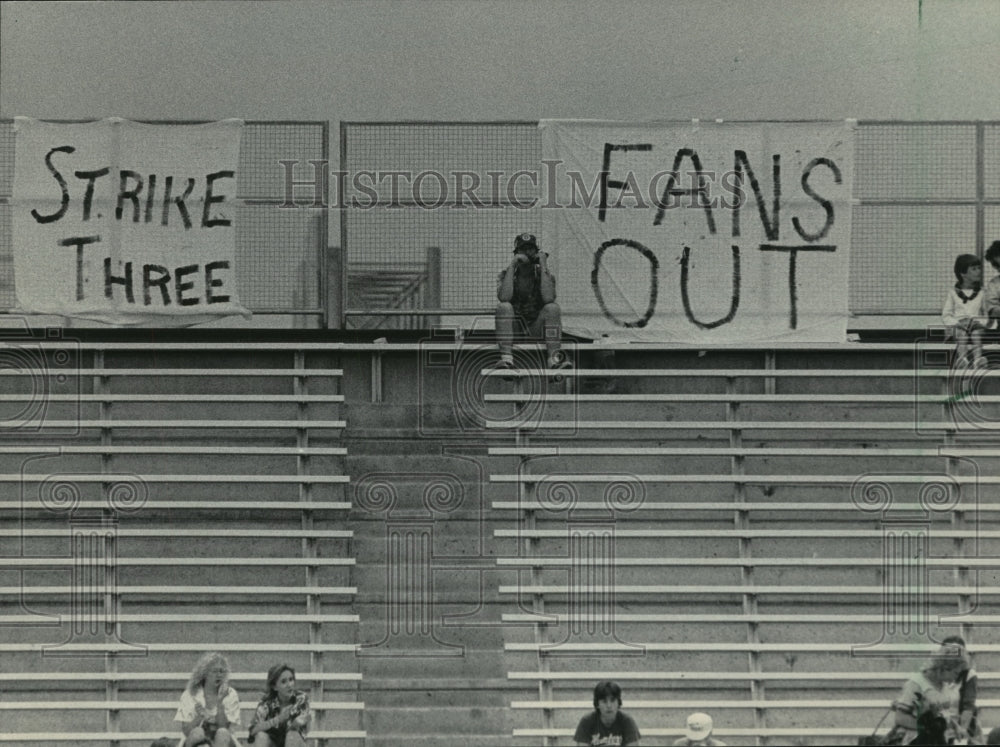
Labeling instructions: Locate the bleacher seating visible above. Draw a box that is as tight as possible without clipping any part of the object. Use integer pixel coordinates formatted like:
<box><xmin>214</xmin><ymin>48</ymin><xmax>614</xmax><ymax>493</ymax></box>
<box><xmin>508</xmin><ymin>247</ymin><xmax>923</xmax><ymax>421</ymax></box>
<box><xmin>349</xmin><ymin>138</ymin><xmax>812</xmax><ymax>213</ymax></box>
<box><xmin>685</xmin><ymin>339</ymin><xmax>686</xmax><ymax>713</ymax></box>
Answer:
<box><xmin>0</xmin><ymin>341</ymin><xmax>365</xmax><ymax>745</ymax></box>
<box><xmin>6</xmin><ymin>338</ymin><xmax>1000</xmax><ymax>745</ymax></box>
<box><xmin>484</xmin><ymin>348</ymin><xmax>1000</xmax><ymax>745</ymax></box>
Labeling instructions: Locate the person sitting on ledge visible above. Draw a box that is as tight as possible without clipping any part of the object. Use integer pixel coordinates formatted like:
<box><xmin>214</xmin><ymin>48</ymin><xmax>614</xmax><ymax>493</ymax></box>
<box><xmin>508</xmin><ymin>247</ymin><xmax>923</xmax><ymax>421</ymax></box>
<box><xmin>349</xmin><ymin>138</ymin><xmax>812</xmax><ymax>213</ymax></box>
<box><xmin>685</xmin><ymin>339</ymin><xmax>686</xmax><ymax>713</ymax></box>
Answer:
<box><xmin>981</xmin><ymin>239</ymin><xmax>1000</xmax><ymax>334</ymax></box>
<box><xmin>942</xmin><ymin>253</ymin><xmax>989</xmax><ymax>368</ymax></box>
<box><xmin>493</xmin><ymin>232</ymin><xmax>573</xmax><ymax>373</ymax></box>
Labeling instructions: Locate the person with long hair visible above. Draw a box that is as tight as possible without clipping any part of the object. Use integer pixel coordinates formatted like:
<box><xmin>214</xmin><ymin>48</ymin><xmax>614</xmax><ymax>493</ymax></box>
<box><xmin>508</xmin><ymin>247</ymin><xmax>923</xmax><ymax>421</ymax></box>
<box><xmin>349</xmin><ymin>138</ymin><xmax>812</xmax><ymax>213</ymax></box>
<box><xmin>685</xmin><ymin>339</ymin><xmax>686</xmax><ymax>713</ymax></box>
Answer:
<box><xmin>942</xmin><ymin>635</ymin><xmax>982</xmax><ymax>744</ymax></box>
<box><xmin>943</xmin><ymin>253</ymin><xmax>989</xmax><ymax>368</ymax></box>
<box><xmin>248</xmin><ymin>663</ymin><xmax>311</xmax><ymax>747</ymax></box>
<box><xmin>174</xmin><ymin>652</ymin><xmax>241</xmax><ymax>747</ymax></box>
<box><xmin>892</xmin><ymin>643</ymin><xmax>967</xmax><ymax>745</ymax></box>
<box><xmin>574</xmin><ymin>680</ymin><xmax>641</xmax><ymax>746</ymax></box>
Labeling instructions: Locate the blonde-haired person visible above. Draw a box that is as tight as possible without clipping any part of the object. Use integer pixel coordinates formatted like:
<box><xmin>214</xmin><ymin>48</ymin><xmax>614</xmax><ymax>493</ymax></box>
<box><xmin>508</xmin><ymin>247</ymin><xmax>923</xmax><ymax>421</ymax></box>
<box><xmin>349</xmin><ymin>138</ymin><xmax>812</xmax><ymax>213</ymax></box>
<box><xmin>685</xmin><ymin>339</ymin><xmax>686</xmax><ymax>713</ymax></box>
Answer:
<box><xmin>174</xmin><ymin>652</ymin><xmax>241</xmax><ymax>747</ymax></box>
<box><xmin>892</xmin><ymin>643</ymin><xmax>967</xmax><ymax>745</ymax></box>
<box><xmin>248</xmin><ymin>663</ymin><xmax>311</xmax><ymax>747</ymax></box>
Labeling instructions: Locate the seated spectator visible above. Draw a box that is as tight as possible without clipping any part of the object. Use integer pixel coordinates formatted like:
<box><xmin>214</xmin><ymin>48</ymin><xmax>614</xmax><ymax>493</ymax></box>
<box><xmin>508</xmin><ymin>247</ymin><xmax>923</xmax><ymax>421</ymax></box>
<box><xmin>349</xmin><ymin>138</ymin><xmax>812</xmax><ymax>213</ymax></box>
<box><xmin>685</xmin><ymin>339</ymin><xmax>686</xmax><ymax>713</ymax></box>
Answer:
<box><xmin>982</xmin><ymin>239</ymin><xmax>1000</xmax><ymax>324</ymax></box>
<box><xmin>493</xmin><ymin>232</ymin><xmax>572</xmax><ymax>375</ymax></box>
<box><xmin>574</xmin><ymin>680</ymin><xmax>640</xmax><ymax>746</ymax></box>
<box><xmin>175</xmin><ymin>652</ymin><xmax>241</xmax><ymax>747</ymax></box>
<box><xmin>942</xmin><ymin>635</ymin><xmax>982</xmax><ymax>744</ymax></box>
<box><xmin>942</xmin><ymin>253</ymin><xmax>989</xmax><ymax>368</ymax></box>
<box><xmin>248</xmin><ymin>663</ymin><xmax>311</xmax><ymax>747</ymax></box>
<box><xmin>892</xmin><ymin>643</ymin><xmax>966</xmax><ymax>745</ymax></box>
<box><xmin>673</xmin><ymin>712</ymin><xmax>726</xmax><ymax>746</ymax></box>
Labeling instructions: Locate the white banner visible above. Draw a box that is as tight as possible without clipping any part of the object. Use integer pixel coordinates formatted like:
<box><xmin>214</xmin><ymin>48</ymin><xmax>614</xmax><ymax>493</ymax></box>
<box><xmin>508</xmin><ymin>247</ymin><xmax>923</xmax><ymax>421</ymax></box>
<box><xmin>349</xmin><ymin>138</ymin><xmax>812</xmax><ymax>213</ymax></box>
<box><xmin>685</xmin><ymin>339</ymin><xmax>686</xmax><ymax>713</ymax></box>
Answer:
<box><xmin>540</xmin><ymin>120</ymin><xmax>855</xmax><ymax>343</ymax></box>
<box><xmin>12</xmin><ymin>117</ymin><xmax>250</xmax><ymax>325</ymax></box>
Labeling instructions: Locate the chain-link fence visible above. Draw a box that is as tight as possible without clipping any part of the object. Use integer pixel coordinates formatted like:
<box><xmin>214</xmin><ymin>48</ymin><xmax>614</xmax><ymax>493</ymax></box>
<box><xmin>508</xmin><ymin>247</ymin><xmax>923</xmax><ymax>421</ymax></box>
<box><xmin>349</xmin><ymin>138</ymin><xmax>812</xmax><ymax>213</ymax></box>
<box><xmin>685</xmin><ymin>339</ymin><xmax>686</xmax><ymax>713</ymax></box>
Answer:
<box><xmin>5</xmin><ymin>120</ymin><xmax>998</xmax><ymax>327</ymax></box>
<box><xmin>341</xmin><ymin>120</ymin><xmax>1000</xmax><ymax>323</ymax></box>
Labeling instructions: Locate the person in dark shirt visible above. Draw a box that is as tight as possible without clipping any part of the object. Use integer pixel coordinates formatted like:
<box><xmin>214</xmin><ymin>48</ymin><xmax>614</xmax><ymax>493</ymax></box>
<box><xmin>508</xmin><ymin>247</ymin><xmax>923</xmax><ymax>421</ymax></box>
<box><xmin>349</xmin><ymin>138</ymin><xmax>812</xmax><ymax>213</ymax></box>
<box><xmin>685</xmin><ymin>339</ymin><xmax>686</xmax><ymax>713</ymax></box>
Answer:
<box><xmin>494</xmin><ymin>232</ymin><xmax>572</xmax><ymax>373</ymax></box>
<box><xmin>574</xmin><ymin>680</ymin><xmax>641</xmax><ymax>746</ymax></box>
<box><xmin>942</xmin><ymin>635</ymin><xmax>981</xmax><ymax>744</ymax></box>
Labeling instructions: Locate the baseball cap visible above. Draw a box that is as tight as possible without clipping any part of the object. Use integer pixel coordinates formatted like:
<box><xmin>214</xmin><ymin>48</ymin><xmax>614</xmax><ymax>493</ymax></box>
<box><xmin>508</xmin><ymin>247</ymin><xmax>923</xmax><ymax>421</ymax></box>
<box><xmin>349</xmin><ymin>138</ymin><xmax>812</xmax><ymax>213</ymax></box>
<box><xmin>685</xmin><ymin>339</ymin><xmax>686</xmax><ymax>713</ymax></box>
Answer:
<box><xmin>684</xmin><ymin>712</ymin><xmax>713</xmax><ymax>740</ymax></box>
<box><xmin>514</xmin><ymin>233</ymin><xmax>538</xmax><ymax>252</ymax></box>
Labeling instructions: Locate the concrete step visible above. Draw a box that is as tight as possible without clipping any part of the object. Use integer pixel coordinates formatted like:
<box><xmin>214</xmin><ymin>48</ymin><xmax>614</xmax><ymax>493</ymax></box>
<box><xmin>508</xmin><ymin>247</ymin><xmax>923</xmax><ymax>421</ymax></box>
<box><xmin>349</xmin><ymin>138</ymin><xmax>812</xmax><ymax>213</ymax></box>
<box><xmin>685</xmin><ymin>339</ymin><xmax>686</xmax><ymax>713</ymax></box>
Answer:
<box><xmin>343</xmin><ymin>401</ymin><xmax>596</xmax><ymax>435</ymax></box>
<box><xmin>344</xmin><ymin>400</ymin><xmax>969</xmax><ymax>441</ymax></box>
<box><xmin>342</xmin><ymin>435</ymin><xmax>484</xmax><ymax>455</ymax></box>
<box><xmin>362</xmin><ymin>681</ymin><xmax>511</xmax><ymax>706</ymax></box>
<box><xmin>345</xmin><ymin>471</ymin><xmax>880</xmax><ymax>512</ymax></box>
<box><xmin>361</xmin><ymin>734</ymin><xmax>513</xmax><ymax>747</ymax></box>
<box><xmin>344</xmin><ymin>450</ymin><xmax>986</xmax><ymax>482</ymax></box>
<box><xmin>348</xmin><ymin>477</ymin><xmax>513</xmax><ymax>505</ymax></box>
<box><xmin>358</xmin><ymin>645</ymin><xmax>506</xmax><ymax>679</ymax></box>
<box><xmin>349</xmin><ymin>508</ymin><xmax>514</xmax><ymax>525</ymax></box>
<box><xmin>355</xmin><ymin>618</ymin><xmax>509</xmax><ymax>653</ymax></box>
<box><xmin>361</xmin><ymin>676</ymin><xmax>515</xmax><ymax>695</ymax></box>
<box><xmin>362</xmin><ymin>704</ymin><xmax>510</xmax><ymax>735</ymax></box>
<box><xmin>345</xmin><ymin>403</ymin><xmax>464</xmax><ymax>431</ymax></box>
<box><xmin>344</xmin><ymin>435</ymin><xmax>976</xmax><ymax>451</ymax></box>
<box><xmin>351</xmin><ymin>523</ymin><xmax>509</xmax><ymax>560</ymax></box>
<box><xmin>345</xmin><ymin>452</ymin><xmax>514</xmax><ymax>476</ymax></box>
<box><xmin>344</xmin><ymin>401</ymin><xmax>530</xmax><ymax>434</ymax></box>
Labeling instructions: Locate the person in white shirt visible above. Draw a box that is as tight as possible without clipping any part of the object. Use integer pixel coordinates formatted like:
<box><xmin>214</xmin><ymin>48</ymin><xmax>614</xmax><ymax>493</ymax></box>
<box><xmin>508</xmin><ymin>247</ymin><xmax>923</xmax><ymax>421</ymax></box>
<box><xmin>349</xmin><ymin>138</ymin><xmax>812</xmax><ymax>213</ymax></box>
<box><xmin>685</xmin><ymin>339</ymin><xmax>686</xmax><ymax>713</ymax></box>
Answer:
<box><xmin>892</xmin><ymin>643</ymin><xmax>967</xmax><ymax>745</ymax></box>
<box><xmin>942</xmin><ymin>253</ymin><xmax>989</xmax><ymax>368</ymax></box>
<box><xmin>174</xmin><ymin>652</ymin><xmax>241</xmax><ymax>747</ymax></box>
<box><xmin>672</xmin><ymin>712</ymin><xmax>726</xmax><ymax>746</ymax></box>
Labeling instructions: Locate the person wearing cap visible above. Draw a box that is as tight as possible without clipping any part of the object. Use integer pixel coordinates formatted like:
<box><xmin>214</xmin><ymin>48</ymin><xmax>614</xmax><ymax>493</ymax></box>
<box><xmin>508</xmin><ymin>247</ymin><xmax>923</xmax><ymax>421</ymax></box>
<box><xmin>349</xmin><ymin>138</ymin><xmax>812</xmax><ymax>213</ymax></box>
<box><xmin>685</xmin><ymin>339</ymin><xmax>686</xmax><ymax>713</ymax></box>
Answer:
<box><xmin>573</xmin><ymin>680</ymin><xmax>641</xmax><ymax>746</ymax></box>
<box><xmin>672</xmin><ymin>712</ymin><xmax>726</xmax><ymax>746</ymax></box>
<box><xmin>892</xmin><ymin>642</ymin><xmax>967</xmax><ymax>744</ymax></box>
<box><xmin>494</xmin><ymin>232</ymin><xmax>572</xmax><ymax>373</ymax></box>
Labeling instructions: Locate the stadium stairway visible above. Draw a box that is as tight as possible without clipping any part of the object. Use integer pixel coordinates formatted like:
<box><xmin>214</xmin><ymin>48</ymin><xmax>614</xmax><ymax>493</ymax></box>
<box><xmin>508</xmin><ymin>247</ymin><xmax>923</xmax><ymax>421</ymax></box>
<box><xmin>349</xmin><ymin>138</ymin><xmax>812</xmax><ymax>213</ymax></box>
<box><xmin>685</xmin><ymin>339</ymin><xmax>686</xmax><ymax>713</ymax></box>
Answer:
<box><xmin>342</xmin><ymin>357</ymin><xmax>520</xmax><ymax>747</ymax></box>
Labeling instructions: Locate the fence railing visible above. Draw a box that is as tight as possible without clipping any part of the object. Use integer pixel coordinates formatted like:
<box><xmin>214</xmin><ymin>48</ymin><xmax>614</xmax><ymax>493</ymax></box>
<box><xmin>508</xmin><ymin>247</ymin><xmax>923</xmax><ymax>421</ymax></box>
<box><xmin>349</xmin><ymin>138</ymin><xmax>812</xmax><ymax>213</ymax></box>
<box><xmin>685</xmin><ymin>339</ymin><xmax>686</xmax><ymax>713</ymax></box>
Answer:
<box><xmin>345</xmin><ymin>247</ymin><xmax>441</xmax><ymax>330</ymax></box>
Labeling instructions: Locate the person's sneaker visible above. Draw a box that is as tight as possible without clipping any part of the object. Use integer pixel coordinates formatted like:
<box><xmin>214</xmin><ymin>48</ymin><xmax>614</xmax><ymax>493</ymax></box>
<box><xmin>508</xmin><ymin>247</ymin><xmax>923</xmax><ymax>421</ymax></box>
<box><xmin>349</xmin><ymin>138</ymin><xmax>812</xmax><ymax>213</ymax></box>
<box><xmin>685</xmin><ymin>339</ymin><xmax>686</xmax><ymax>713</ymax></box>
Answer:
<box><xmin>974</xmin><ymin>355</ymin><xmax>989</xmax><ymax>369</ymax></box>
<box><xmin>487</xmin><ymin>357</ymin><xmax>516</xmax><ymax>381</ymax></box>
<box><xmin>548</xmin><ymin>352</ymin><xmax>572</xmax><ymax>383</ymax></box>
<box><xmin>548</xmin><ymin>351</ymin><xmax>572</xmax><ymax>369</ymax></box>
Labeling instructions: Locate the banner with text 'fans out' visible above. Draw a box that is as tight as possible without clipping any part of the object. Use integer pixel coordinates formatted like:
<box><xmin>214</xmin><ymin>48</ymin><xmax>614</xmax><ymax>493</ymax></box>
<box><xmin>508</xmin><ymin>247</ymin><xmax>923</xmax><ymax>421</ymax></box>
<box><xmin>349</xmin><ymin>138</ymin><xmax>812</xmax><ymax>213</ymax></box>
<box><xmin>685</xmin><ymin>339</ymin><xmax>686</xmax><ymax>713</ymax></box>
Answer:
<box><xmin>540</xmin><ymin>119</ymin><xmax>855</xmax><ymax>343</ymax></box>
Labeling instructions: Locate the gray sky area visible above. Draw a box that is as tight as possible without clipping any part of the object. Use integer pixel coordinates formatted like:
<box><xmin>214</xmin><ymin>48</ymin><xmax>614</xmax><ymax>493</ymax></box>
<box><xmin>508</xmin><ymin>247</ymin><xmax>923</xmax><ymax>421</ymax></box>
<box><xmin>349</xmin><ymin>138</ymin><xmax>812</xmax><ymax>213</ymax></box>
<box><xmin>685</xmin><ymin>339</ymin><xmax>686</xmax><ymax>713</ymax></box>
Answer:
<box><xmin>2</xmin><ymin>0</ymin><xmax>999</xmax><ymax>123</ymax></box>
